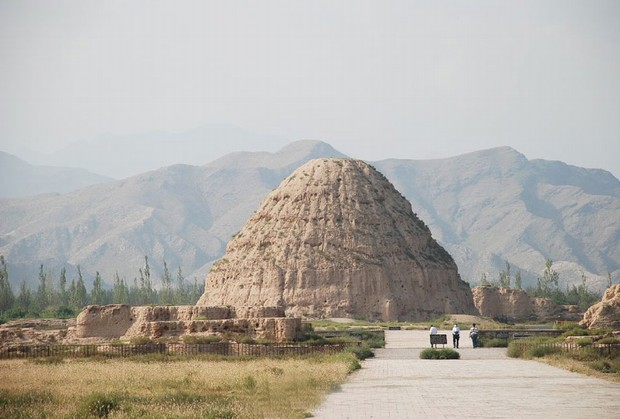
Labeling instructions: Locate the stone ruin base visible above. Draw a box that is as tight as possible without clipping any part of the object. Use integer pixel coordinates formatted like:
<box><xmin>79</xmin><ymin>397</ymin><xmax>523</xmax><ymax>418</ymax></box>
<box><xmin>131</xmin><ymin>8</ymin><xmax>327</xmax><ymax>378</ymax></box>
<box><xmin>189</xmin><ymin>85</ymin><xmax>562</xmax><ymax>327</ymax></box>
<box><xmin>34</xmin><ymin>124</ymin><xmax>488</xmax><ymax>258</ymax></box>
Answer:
<box><xmin>75</xmin><ymin>305</ymin><xmax>302</xmax><ymax>343</ymax></box>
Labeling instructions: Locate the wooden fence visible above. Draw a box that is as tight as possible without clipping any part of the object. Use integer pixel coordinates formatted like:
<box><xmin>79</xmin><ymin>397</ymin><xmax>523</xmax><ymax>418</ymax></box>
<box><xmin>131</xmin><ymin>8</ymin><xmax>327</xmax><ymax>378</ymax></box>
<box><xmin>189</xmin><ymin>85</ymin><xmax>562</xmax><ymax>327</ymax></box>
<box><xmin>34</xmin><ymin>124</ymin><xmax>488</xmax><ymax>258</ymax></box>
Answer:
<box><xmin>0</xmin><ymin>342</ymin><xmax>349</xmax><ymax>360</ymax></box>
<box><xmin>511</xmin><ymin>341</ymin><xmax>620</xmax><ymax>356</ymax></box>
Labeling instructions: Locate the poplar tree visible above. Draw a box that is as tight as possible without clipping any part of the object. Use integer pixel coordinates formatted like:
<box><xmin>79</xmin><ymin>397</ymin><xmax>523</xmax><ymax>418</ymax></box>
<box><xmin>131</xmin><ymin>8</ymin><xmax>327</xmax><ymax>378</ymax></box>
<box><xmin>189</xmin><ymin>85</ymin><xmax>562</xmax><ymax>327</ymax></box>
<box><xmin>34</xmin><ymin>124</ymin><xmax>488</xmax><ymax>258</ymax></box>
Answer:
<box><xmin>0</xmin><ymin>255</ymin><xmax>14</xmax><ymax>313</ymax></box>
<box><xmin>17</xmin><ymin>280</ymin><xmax>33</xmax><ymax>312</ymax></box>
<box><xmin>499</xmin><ymin>261</ymin><xmax>511</xmax><ymax>288</ymax></box>
<box><xmin>159</xmin><ymin>261</ymin><xmax>173</xmax><ymax>305</ymax></box>
<box><xmin>175</xmin><ymin>266</ymin><xmax>187</xmax><ymax>304</ymax></box>
<box><xmin>113</xmin><ymin>272</ymin><xmax>129</xmax><ymax>304</ymax></box>
<box><xmin>58</xmin><ymin>267</ymin><xmax>68</xmax><ymax>306</ymax></box>
<box><xmin>74</xmin><ymin>266</ymin><xmax>88</xmax><ymax>308</ymax></box>
<box><xmin>188</xmin><ymin>277</ymin><xmax>203</xmax><ymax>304</ymax></box>
<box><xmin>68</xmin><ymin>279</ymin><xmax>77</xmax><ymax>307</ymax></box>
<box><xmin>90</xmin><ymin>271</ymin><xmax>105</xmax><ymax>304</ymax></box>
<box><xmin>139</xmin><ymin>256</ymin><xmax>154</xmax><ymax>304</ymax></box>
<box><xmin>480</xmin><ymin>272</ymin><xmax>489</xmax><ymax>286</ymax></box>
<box><xmin>514</xmin><ymin>270</ymin><xmax>522</xmax><ymax>290</ymax></box>
<box><xmin>536</xmin><ymin>259</ymin><xmax>559</xmax><ymax>297</ymax></box>
<box><xmin>35</xmin><ymin>264</ymin><xmax>48</xmax><ymax>310</ymax></box>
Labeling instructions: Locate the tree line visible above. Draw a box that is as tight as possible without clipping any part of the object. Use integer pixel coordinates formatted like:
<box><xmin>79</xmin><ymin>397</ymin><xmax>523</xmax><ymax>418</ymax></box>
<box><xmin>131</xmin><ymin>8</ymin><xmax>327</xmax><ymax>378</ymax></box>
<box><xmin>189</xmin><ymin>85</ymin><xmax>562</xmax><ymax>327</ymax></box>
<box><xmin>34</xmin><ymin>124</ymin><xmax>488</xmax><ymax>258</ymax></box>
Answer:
<box><xmin>478</xmin><ymin>259</ymin><xmax>605</xmax><ymax>311</ymax></box>
<box><xmin>0</xmin><ymin>256</ymin><xmax>204</xmax><ymax>322</ymax></box>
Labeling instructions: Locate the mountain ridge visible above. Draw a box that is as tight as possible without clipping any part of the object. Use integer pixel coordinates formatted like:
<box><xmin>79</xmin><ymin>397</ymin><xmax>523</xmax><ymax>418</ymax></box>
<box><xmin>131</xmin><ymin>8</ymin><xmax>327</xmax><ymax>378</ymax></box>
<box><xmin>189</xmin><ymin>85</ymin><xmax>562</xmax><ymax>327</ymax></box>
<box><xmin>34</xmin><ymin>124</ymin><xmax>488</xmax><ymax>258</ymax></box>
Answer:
<box><xmin>0</xmin><ymin>141</ymin><xmax>617</xmax><ymax>293</ymax></box>
<box><xmin>0</xmin><ymin>151</ymin><xmax>112</xmax><ymax>198</ymax></box>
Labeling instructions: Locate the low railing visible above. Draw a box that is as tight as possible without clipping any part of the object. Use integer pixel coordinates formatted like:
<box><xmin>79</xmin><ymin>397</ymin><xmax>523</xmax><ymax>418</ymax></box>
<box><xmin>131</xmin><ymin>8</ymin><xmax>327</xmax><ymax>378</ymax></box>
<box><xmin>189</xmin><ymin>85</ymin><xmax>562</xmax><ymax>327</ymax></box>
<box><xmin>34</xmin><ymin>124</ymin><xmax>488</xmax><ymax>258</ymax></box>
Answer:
<box><xmin>511</xmin><ymin>341</ymin><xmax>620</xmax><ymax>356</ymax></box>
<box><xmin>0</xmin><ymin>342</ymin><xmax>349</xmax><ymax>359</ymax></box>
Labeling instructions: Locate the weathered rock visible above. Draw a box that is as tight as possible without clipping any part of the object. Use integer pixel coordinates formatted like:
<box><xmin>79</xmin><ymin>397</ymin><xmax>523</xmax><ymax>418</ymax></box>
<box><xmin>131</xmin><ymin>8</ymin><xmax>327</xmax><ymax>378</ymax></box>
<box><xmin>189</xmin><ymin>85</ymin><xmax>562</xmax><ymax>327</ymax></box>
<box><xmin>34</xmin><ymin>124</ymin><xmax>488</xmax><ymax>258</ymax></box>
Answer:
<box><xmin>473</xmin><ymin>286</ymin><xmax>534</xmax><ymax>321</ymax></box>
<box><xmin>472</xmin><ymin>286</ymin><xmax>562</xmax><ymax>321</ymax></box>
<box><xmin>581</xmin><ymin>284</ymin><xmax>620</xmax><ymax>330</ymax></box>
<box><xmin>533</xmin><ymin>297</ymin><xmax>563</xmax><ymax>320</ymax></box>
<box><xmin>198</xmin><ymin>158</ymin><xmax>477</xmax><ymax>321</ymax></box>
<box><xmin>75</xmin><ymin>304</ymin><xmax>300</xmax><ymax>342</ymax></box>
<box><xmin>0</xmin><ymin>319</ymin><xmax>75</xmax><ymax>350</ymax></box>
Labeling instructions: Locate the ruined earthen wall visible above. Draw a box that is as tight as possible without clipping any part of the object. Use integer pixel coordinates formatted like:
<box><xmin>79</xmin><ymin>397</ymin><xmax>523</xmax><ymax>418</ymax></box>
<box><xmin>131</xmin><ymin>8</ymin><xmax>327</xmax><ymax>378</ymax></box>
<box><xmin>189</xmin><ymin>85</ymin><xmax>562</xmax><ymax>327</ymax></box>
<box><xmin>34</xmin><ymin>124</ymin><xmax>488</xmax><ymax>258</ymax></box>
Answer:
<box><xmin>75</xmin><ymin>304</ymin><xmax>301</xmax><ymax>342</ymax></box>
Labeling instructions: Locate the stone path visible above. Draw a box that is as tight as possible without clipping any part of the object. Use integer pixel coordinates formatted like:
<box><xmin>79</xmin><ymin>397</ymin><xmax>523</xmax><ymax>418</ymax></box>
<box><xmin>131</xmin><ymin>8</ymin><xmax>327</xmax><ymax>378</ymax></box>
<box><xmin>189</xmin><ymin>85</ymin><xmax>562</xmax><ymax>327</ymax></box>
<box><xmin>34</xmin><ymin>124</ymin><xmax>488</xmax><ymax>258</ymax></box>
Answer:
<box><xmin>311</xmin><ymin>329</ymin><xmax>620</xmax><ymax>418</ymax></box>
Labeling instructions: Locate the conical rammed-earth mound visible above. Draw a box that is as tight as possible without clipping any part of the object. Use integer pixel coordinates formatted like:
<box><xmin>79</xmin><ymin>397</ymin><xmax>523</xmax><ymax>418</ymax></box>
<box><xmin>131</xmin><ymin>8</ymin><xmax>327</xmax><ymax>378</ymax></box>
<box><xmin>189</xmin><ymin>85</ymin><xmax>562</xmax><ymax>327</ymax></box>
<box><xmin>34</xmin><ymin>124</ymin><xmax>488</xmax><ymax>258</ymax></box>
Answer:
<box><xmin>197</xmin><ymin>158</ymin><xmax>477</xmax><ymax>321</ymax></box>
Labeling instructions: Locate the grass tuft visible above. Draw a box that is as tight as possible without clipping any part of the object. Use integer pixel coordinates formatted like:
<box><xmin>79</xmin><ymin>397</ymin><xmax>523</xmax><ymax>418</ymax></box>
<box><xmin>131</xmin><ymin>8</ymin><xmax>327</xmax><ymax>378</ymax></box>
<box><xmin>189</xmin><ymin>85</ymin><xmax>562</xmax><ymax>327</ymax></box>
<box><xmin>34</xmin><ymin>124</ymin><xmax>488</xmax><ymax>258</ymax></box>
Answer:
<box><xmin>79</xmin><ymin>393</ymin><xmax>121</xmax><ymax>418</ymax></box>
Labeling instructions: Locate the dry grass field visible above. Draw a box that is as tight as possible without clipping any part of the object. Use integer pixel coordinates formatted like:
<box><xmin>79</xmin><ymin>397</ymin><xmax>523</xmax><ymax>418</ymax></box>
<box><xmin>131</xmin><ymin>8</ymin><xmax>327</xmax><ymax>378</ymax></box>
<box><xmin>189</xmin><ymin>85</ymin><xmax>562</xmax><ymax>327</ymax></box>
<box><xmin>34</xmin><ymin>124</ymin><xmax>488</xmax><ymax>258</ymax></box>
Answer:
<box><xmin>0</xmin><ymin>353</ymin><xmax>359</xmax><ymax>418</ymax></box>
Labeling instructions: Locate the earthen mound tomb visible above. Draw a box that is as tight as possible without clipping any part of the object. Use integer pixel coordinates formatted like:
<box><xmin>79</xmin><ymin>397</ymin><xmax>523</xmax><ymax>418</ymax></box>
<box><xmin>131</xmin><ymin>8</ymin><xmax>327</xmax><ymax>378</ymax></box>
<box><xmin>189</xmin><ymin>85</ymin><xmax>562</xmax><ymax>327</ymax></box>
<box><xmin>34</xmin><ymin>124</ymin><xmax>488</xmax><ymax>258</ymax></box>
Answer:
<box><xmin>198</xmin><ymin>158</ymin><xmax>477</xmax><ymax>321</ymax></box>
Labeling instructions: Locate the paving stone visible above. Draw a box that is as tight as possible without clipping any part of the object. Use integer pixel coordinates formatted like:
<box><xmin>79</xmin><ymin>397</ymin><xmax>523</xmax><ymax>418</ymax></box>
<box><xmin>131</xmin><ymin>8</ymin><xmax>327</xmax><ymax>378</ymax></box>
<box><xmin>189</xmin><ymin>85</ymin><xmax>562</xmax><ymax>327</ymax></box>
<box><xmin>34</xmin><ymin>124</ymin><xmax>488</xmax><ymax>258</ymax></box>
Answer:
<box><xmin>311</xmin><ymin>330</ymin><xmax>620</xmax><ymax>418</ymax></box>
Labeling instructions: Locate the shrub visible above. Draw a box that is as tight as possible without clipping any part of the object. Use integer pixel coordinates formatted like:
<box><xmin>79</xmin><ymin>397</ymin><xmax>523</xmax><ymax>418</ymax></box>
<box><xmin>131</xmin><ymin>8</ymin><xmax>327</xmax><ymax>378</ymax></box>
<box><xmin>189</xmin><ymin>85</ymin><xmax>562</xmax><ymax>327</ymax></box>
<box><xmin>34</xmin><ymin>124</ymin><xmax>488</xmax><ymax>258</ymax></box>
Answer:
<box><xmin>31</xmin><ymin>356</ymin><xmax>64</xmax><ymax>365</ymax></box>
<box><xmin>576</xmin><ymin>338</ymin><xmax>593</xmax><ymax>347</ymax></box>
<box><xmin>129</xmin><ymin>336</ymin><xmax>152</xmax><ymax>345</ymax></box>
<box><xmin>479</xmin><ymin>338</ymin><xmax>508</xmax><ymax>348</ymax></box>
<box><xmin>419</xmin><ymin>348</ymin><xmax>460</xmax><ymax>360</ymax></box>
<box><xmin>597</xmin><ymin>337</ymin><xmax>620</xmax><ymax>345</ymax></box>
<box><xmin>507</xmin><ymin>342</ymin><xmax>525</xmax><ymax>358</ymax></box>
<box><xmin>79</xmin><ymin>393</ymin><xmax>120</xmax><ymax>418</ymax></box>
<box><xmin>298</xmin><ymin>333</ymin><xmax>328</xmax><ymax>345</ymax></box>
<box><xmin>553</xmin><ymin>321</ymin><xmax>581</xmax><ymax>330</ymax></box>
<box><xmin>589</xmin><ymin>359</ymin><xmax>620</xmax><ymax>374</ymax></box>
<box><xmin>182</xmin><ymin>335</ymin><xmax>222</xmax><ymax>344</ymax></box>
<box><xmin>347</xmin><ymin>344</ymin><xmax>374</xmax><ymax>360</ymax></box>
<box><xmin>561</xmin><ymin>327</ymin><xmax>590</xmax><ymax>337</ymax></box>
<box><xmin>527</xmin><ymin>346</ymin><xmax>561</xmax><ymax>358</ymax></box>
<box><xmin>325</xmin><ymin>336</ymin><xmax>359</xmax><ymax>345</ymax></box>
<box><xmin>242</xmin><ymin>375</ymin><xmax>256</xmax><ymax>391</ymax></box>
<box><xmin>237</xmin><ymin>335</ymin><xmax>255</xmax><ymax>344</ymax></box>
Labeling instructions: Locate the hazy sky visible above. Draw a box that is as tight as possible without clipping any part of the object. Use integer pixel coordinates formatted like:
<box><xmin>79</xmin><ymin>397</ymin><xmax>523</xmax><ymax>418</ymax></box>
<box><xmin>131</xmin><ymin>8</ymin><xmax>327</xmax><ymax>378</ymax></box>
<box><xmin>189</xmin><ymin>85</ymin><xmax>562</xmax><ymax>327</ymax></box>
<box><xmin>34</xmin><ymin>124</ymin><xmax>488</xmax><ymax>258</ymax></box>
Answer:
<box><xmin>1</xmin><ymin>1</ymin><xmax>619</xmax><ymax>178</ymax></box>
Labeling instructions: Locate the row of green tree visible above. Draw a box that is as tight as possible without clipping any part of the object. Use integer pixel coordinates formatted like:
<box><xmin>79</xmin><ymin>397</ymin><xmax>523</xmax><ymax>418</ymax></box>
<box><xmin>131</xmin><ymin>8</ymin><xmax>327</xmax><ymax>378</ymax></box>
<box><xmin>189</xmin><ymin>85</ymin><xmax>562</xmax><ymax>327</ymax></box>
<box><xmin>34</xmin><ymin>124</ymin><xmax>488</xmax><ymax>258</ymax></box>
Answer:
<box><xmin>0</xmin><ymin>256</ymin><xmax>204</xmax><ymax>322</ymax></box>
<box><xmin>478</xmin><ymin>259</ymin><xmax>606</xmax><ymax>311</ymax></box>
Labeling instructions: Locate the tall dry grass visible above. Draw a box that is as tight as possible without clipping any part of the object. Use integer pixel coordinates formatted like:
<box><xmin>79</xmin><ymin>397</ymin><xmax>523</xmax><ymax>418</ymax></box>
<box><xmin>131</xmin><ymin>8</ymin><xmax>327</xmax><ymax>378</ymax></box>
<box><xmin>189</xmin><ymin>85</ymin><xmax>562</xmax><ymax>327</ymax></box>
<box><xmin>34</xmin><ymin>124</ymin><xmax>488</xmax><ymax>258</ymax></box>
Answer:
<box><xmin>0</xmin><ymin>353</ymin><xmax>356</xmax><ymax>418</ymax></box>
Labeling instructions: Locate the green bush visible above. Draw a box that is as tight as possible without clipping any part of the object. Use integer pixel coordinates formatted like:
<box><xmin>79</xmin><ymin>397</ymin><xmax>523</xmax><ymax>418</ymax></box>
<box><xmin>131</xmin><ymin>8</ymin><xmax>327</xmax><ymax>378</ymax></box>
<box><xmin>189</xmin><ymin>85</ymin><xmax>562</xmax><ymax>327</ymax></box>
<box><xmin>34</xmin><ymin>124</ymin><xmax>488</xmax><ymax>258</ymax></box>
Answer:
<box><xmin>347</xmin><ymin>344</ymin><xmax>374</xmax><ymax>360</ymax></box>
<box><xmin>597</xmin><ymin>337</ymin><xmax>620</xmax><ymax>345</ymax></box>
<box><xmin>507</xmin><ymin>342</ymin><xmax>525</xmax><ymax>358</ymax></box>
<box><xmin>419</xmin><ymin>348</ymin><xmax>460</xmax><ymax>360</ymax></box>
<box><xmin>589</xmin><ymin>359</ymin><xmax>620</xmax><ymax>374</ymax></box>
<box><xmin>79</xmin><ymin>393</ymin><xmax>120</xmax><ymax>418</ymax></box>
<box><xmin>236</xmin><ymin>335</ymin><xmax>255</xmax><ymax>344</ymax></box>
<box><xmin>129</xmin><ymin>336</ymin><xmax>152</xmax><ymax>345</ymax></box>
<box><xmin>576</xmin><ymin>338</ymin><xmax>593</xmax><ymax>347</ymax></box>
<box><xmin>527</xmin><ymin>346</ymin><xmax>561</xmax><ymax>358</ymax></box>
<box><xmin>561</xmin><ymin>327</ymin><xmax>611</xmax><ymax>338</ymax></box>
<box><xmin>298</xmin><ymin>333</ymin><xmax>329</xmax><ymax>345</ymax></box>
<box><xmin>479</xmin><ymin>338</ymin><xmax>508</xmax><ymax>348</ymax></box>
<box><xmin>31</xmin><ymin>356</ymin><xmax>65</xmax><ymax>365</ymax></box>
<box><xmin>242</xmin><ymin>375</ymin><xmax>256</xmax><ymax>391</ymax></box>
<box><xmin>325</xmin><ymin>336</ymin><xmax>359</xmax><ymax>345</ymax></box>
<box><xmin>553</xmin><ymin>321</ymin><xmax>581</xmax><ymax>330</ymax></box>
<box><xmin>182</xmin><ymin>335</ymin><xmax>222</xmax><ymax>344</ymax></box>
<box><xmin>561</xmin><ymin>327</ymin><xmax>590</xmax><ymax>337</ymax></box>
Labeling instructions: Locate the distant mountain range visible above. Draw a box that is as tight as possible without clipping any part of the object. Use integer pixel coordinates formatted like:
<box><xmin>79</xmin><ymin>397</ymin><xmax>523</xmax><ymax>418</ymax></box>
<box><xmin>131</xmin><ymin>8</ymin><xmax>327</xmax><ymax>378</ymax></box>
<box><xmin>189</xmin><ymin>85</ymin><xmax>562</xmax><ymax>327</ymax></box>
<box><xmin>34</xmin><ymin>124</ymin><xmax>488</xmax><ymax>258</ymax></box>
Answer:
<box><xmin>9</xmin><ymin>123</ymin><xmax>288</xmax><ymax>179</ymax></box>
<box><xmin>0</xmin><ymin>151</ymin><xmax>112</xmax><ymax>198</ymax></box>
<box><xmin>0</xmin><ymin>141</ymin><xmax>618</xmax><ymax>292</ymax></box>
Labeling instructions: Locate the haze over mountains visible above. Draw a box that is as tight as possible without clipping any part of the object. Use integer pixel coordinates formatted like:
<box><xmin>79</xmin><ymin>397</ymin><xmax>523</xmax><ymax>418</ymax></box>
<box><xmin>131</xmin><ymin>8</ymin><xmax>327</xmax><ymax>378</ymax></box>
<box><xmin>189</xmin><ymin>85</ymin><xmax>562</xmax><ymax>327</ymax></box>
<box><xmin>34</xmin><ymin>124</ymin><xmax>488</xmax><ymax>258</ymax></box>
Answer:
<box><xmin>0</xmin><ymin>141</ymin><xmax>618</xmax><ymax>293</ymax></box>
<box><xmin>7</xmin><ymin>124</ymin><xmax>288</xmax><ymax>180</ymax></box>
<box><xmin>0</xmin><ymin>151</ymin><xmax>112</xmax><ymax>198</ymax></box>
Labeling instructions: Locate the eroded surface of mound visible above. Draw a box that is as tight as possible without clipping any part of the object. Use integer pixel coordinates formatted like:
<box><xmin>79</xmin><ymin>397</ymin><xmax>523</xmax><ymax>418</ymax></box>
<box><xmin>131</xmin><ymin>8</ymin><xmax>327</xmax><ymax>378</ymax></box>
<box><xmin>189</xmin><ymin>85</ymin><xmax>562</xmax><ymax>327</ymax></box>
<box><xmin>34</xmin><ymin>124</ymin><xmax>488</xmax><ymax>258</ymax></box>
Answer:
<box><xmin>198</xmin><ymin>158</ymin><xmax>476</xmax><ymax>321</ymax></box>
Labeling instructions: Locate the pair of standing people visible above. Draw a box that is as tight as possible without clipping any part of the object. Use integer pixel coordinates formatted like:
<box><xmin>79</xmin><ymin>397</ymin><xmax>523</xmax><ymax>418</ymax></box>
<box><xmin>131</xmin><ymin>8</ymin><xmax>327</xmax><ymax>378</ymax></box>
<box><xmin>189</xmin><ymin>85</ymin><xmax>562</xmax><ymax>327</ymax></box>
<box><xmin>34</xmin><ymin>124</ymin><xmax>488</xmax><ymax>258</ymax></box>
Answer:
<box><xmin>430</xmin><ymin>323</ymin><xmax>478</xmax><ymax>348</ymax></box>
<box><xmin>429</xmin><ymin>324</ymin><xmax>462</xmax><ymax>348</ymax></box>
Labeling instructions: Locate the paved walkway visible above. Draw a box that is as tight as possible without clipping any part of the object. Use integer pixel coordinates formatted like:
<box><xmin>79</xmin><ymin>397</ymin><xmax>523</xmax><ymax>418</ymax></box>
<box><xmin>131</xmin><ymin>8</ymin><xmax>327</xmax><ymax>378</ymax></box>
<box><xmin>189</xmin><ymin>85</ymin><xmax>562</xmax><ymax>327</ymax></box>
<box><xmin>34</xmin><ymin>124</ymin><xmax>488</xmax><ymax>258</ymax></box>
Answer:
<box><xmin>311</xmin><ymin>329</ymin><xmax>620</xmax><ymax>418</ymax></box>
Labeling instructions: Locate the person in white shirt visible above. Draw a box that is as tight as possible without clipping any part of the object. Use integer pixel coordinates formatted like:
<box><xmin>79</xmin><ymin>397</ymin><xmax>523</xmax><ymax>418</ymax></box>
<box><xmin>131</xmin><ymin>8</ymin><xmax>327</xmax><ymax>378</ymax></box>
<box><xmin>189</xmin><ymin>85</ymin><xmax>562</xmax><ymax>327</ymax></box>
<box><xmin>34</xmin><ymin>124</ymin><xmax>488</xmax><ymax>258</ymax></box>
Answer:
<box><xmin>469</xmin><ymin>323</ymin><xmax>479</xmax><ymax>348</ymax></box>
<box><xmin>429</xmin><ymin>325</ymin><xmax>438</xmax><ymax>347</ymax></box>
<box><xmin>451</xmin><ymin>324</ymin><xmax>461</xmax><ymax>348</ymax></box>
